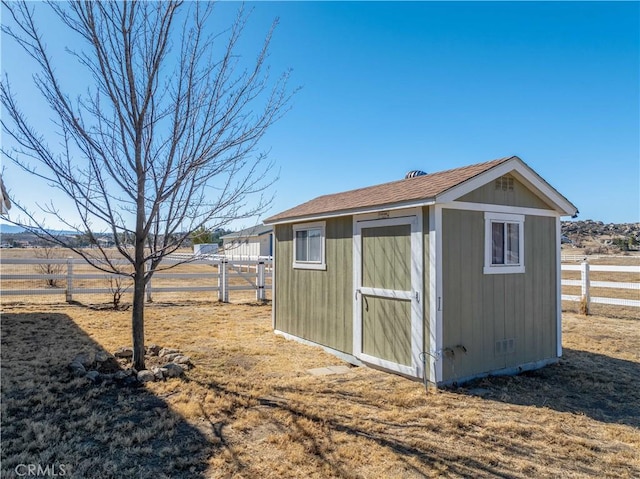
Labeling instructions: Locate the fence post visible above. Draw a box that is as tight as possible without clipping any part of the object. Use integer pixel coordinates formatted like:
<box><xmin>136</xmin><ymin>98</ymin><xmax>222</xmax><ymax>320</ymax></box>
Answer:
<box><xmin>580</xmin><ymin>260</ymin><xmax>590</xmax><ymax>315</ymax></box>
<box><xmin>65</xmin><ymin>257</ymin><xmax>73</xmax><ymax>303</ymax></box>
<box><xmin>218</xmin><ymin>258</ymin><xmax>229</xmax><ymax>303</ymax></box>
<box><xmin>256</xmin><ymin>260</ymin><xmax>266</xmax><ymax>302</ymax></box>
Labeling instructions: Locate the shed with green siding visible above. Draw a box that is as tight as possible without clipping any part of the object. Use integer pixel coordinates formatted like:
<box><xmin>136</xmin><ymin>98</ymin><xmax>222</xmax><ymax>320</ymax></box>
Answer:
<box><xmin>264</xmin><ymin>156</ymin><xmax>578</xmax><ymax>386</ymax></box>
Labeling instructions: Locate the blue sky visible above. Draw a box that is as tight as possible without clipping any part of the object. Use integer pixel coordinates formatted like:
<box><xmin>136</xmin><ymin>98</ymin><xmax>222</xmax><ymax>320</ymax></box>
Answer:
<box><xmin>1</xmin><ymin>1</ymin><xmax>639</xmax><ymax>231</ymax></box>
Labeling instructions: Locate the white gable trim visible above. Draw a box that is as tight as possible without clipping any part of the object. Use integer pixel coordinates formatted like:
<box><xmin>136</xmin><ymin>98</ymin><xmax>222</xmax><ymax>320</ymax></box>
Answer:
<box><xmin>436</xmin><ymin>157</ymin><xmax>577</xmax><ymax>216</ymax></box>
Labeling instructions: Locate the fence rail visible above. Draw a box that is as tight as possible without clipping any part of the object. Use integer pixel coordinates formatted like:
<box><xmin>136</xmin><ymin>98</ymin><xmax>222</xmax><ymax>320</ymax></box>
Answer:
<box><xmin>561</xmin><ymin>262</ymin><xmax>640</xmax><ymax>310</ymax></box>
<box><xmin>0</xmin><ymin>256</ymin><xmax>272</xmax><ymax>304</ymax></box>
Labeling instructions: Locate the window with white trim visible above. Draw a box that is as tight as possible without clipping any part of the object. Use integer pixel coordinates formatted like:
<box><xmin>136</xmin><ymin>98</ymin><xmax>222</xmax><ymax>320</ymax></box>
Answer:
<box><xmin>293</xmin><ymin>221</ymin><xmax>326</xmax><ymax>270</ymax></box>
<box><xmin>484</xmin><ymin>212</ymin><xmax>525</xmax><ymax>274</ymax></box>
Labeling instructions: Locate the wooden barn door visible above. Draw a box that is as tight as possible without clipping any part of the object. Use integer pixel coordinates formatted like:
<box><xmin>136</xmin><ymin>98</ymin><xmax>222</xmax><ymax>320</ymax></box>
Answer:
<box><xmin>354</xmin><ymin>214</ymin><xmax>423</xmax><ymax>378</ymax></box>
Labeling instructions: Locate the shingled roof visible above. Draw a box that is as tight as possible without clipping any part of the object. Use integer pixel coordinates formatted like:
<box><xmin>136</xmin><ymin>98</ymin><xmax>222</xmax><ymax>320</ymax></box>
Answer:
<box><xmin>265</xmin><ymin>156</ymin><xmax>515</xmax><ymax>223</ymax></box>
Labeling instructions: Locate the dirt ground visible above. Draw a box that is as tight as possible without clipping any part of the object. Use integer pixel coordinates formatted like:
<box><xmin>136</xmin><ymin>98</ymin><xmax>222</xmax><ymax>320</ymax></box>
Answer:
<box><xmin>1</xmin><ymin>299</ymin><xmax>638</xmax><ymax>479</ymax></box>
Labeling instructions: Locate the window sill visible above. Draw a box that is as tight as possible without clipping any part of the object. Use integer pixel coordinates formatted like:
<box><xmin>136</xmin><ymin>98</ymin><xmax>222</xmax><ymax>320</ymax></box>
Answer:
<box><xmin>293</xmin><ymin>262</ymin><xmax>326</xmax><ymax>271</ymax></box>
<box><xmin>483</xmin><ymin>265</ymin><xmax>525</xmax><ymax>275</ymax></box>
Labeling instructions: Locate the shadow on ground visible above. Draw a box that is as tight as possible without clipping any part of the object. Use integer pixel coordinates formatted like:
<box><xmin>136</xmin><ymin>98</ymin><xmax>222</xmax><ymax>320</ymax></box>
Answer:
<box><xmin>1</xmin><ymin>312</ymin><xmax>212</xmax><ymax>479</ymax></box>
<box><xmin>186</xmin><ymin>376</ymin><xmax>518</xmax><ymax>479</ymax></box>
<box><xmin>458</xmin><ymin>347</ymin><xmax>640</xmax><ymax>428</ymax></box>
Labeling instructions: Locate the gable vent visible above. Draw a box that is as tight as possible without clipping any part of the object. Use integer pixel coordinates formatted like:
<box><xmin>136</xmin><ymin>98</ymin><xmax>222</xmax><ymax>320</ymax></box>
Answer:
<box><xmin>405</xmin><ymin>170</ymin><xmax>427</xmax><ymax>179</ymax></box>
<box><xmin>495</xmin><ymin>175</ymin><xmax>514</xmax><ymax>191</ymax></box>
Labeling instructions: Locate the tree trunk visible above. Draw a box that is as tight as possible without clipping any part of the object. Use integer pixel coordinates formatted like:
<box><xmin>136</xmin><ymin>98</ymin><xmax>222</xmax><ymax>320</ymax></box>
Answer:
<box><xmin>131</xmin><ymin>246</ymin><xmax>146</xmax><ymax>371</ymax></box>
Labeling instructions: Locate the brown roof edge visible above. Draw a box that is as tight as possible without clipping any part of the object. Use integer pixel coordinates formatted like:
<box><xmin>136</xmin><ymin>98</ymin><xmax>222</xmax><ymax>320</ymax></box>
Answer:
<box><xmin>264</xmin><ymin>156</ymin><xmax>516</xmax><ymax>224</ymax></box>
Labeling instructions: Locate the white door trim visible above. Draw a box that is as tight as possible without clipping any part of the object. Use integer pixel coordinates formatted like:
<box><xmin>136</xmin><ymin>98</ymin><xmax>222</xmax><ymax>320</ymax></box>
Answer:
<box><xmin>353</xmin><ymin>208</ymin><xmax>424</xmax><ymax>378</ymax></box>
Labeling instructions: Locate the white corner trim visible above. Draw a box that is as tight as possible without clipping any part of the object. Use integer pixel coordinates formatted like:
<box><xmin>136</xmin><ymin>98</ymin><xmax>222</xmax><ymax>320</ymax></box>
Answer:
<box><xmin>428</xmin><ymin>205</ymin><xmax>437</xmax><ymax>383</ymax></box>
<box><xmin>272</xmin><ymin>237</ymin><xmax>276</xmax><ymax>330</ymax></box>
<box><xmin>428</xmin><ymin>204</ymin><xmax>443</xmax><ymax>384</ymax></box>
<box><xmin>435</xmin><ymin>157</ymin><xmax>578</xmax><ymax>216</ymax></box>
<box><xmin>352</xmin><ymin>215</ymin><xmax>361</xmax><ymax>360</ymax></box>
<box><xmin>556</xmin><ymin>216</ymin><xmax>562</xmax><ymax>358</ymax></box>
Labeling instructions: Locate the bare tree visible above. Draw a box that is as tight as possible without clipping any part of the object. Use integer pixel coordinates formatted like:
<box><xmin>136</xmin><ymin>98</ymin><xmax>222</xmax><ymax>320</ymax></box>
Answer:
<box><xmin>34</xmin><ymin>245</ymin><xmax>64</xmax><ymax>288</ymax></box>
<box><xmin>1</xmin><ymin>1</ymin><xmax>294</xmax><ymax>370</ymax></box>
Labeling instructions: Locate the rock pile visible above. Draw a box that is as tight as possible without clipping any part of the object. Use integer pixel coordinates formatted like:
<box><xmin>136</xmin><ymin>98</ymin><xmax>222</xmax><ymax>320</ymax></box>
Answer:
<box><xmin>561</xmin><ymin>220</ymin><xmax>640</xmax><ymax>251</ymax></box>
<box><xmin>68</xmin><ymin>344</ymin><xmax>193</xmax><ymax>386</ymax></box>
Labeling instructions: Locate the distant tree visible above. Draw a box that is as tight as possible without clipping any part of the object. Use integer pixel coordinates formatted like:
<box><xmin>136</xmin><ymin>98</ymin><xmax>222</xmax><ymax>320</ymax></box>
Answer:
<box><xmin>34</xmin><ymin>245</ymin><xmax>64</xmax><ymax>288</ymax></box>
<box><xmin>191</xmin><ymin>226</ymin><xmax>214</xmax><ymax>245</ymax></box>
<box><xmin>1</xmin><ymin>1</ymin><xmax>293</xmax><ymax>370</ymax></box>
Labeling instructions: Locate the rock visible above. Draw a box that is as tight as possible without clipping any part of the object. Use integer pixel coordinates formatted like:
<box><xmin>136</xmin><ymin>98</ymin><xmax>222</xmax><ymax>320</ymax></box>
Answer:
<box><xmin>137</xmin><ymin>370</ymin><xmax>155</xmax><ymax>383</ymax></box>
<box><xmin>95</xmin><ymin>351</ymin><xmax>112</xmax><ymax>363</ymax></box>
<box><xmin>121</xmin><ymin>376</ymin><xmax>139</xmax><ymax>388</ymax></box>
<box><xmin>68</xmin><ymin>360</ymin><xmax>86</xmax><ymax>377</ymax></box>
<box><xmin>172</xmin><ymin>355</ymin><xmax>191</xmax><ymax>364</ymax></box>
<box><xmin>162</xmin><ymin>353</ymin><xmax>181</xmax><ymax>362</ymax></box>
<box><xmin>162</xmin><ymin>363</ymin><xmax>184</xmax><ymax>378</ymax></box>
<box><xmin>114</xmin><ymin>347</ymin><xmax>133</xmax><ymax>359</ymax></box>
<box><xmin>158</xmin><ymin>347</ymin><xmax>179</xmax><ymax>358</ymax></box>
<box><xmin>73</xmin><ymin>352</ymin><xmax>95</xmax><ymax>368</ymax></box>
<box><xmin>146</xmin><ymin>344</ymin><xmax>161</xmax><ymax>356</ymax></box>
<box><xmin>85</xmin><ymin>370</ymin><xmax>101</xmax><ymax>382</ymax></box>
<box><xmin>114</xmin><ymin>370</ymin><xmax>129</xmax><ymax>380</ymax></box>
<box><xmin>151</xmin><ymin>367</ymin><xmax>165</xmax><ymax>380</ymax></box>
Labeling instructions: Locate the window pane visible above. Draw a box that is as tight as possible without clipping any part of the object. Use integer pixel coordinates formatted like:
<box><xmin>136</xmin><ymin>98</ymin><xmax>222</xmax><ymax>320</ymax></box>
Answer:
<box><xmin>506</xmin><ymin>223</ymin><xmax>519</xmax><ymax>264</ymax></box>
<box><xmin>308</xmin><ymin>228</ymin><xmax>322</xmax><ymax>262</ymax></box>
<box><xmin>491</xmin><ymin>222</ymin><xmax>504</xmax><ymax>264</ymax></box>
<box><xmin>295</xmin><ymin>230</ymin><xmax>308</xmax><ymax>261</ymax></box>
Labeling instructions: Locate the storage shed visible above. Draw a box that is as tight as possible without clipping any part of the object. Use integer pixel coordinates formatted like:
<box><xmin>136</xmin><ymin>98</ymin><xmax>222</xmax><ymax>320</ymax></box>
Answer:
<box><xmin>264</xmin><ymin>156</ymin><xmax>578</xmax><ymax>386</ymax></box>
<box><xmin>221</xmin><ymin>225</ymin><xmax>273</xmax><ymax>259</ymax></box>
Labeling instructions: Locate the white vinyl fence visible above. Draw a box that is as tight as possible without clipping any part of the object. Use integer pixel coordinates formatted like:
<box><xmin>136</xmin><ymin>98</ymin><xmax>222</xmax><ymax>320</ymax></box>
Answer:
<box><xmin>0</xmin><ymin>255</ymin><xmax>272</xmax><ymax>304</ymax></box>
<box><xmin>561</xmin><ymin>262</ymin><xmax>640</xmax><ymax>310</ymax></box>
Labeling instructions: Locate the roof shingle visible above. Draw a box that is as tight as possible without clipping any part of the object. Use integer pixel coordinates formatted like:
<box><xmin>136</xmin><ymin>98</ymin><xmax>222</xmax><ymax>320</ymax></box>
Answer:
<box><xmin>265</xmin><ymin>157</ymin><xmax>514</xmax><ymax>223</ymax></box>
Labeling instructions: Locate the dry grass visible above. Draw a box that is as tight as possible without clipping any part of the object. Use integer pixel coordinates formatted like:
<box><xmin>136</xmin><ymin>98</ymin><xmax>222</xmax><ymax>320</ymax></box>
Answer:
<box><xmin>1</xmin><ymin>299</ymin><xmax>639</xmax><ymax>478</ymax></box>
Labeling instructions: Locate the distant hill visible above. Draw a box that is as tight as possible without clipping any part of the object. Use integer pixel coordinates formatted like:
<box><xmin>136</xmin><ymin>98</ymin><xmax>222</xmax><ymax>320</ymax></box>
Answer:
<box><xmin>0</xmin><ymin>224</ymin><xmax>79</xmax><ymax>235</ymax></box>
<box><xmin>561</xmin><ymin>220</ymin><xmax>639</xmax><ymax>252</ymax></box>
<box><xmin>0</xmin><ymin>224</ymin><xmax>26</xmax><ymax>234</ymax></box>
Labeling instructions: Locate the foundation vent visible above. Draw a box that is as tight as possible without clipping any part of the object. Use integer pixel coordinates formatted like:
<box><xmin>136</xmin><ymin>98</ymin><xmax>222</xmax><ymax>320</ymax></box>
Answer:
<box><xmin>495</xmin><ymin>338</ymin><xmax>515</xmax><ymax>356</ymax></box>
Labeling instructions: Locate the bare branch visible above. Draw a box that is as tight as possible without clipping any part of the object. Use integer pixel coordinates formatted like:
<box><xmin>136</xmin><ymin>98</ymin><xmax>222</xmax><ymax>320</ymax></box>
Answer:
<box><xmin>1</xmin><ymin>0</ymin><xmax>294</xmax><ymax>369</ymax></box>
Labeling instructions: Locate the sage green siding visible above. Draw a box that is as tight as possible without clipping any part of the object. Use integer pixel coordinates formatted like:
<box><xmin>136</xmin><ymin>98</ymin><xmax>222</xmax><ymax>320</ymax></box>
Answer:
<box><xmin>361</xmin><ymin>224</ymin><xmax>412</xmax><ymax>366</ymax></box>
<box><xmin>274</xmin><ymin>217</ymin><xmax>353</xmax><ymax>353</ymax></box>
<box><xmin>362</xmin><ymin>296</ymin><xmax>411</xmax><ymax>365</ymax></box>
<box><xmin>362</xmin><ymin>225</ymin><xmax>411</xmax><ymax>290</ymax></box>
<box><xmin>458</xmin><ymin>175</ymin><xmax>554</xmax><ymax>210</ymax></box>
<box><xmin>441</xmin><ymin>209</ymin><xmax>557</xmax><ymax>382</ymax></box>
